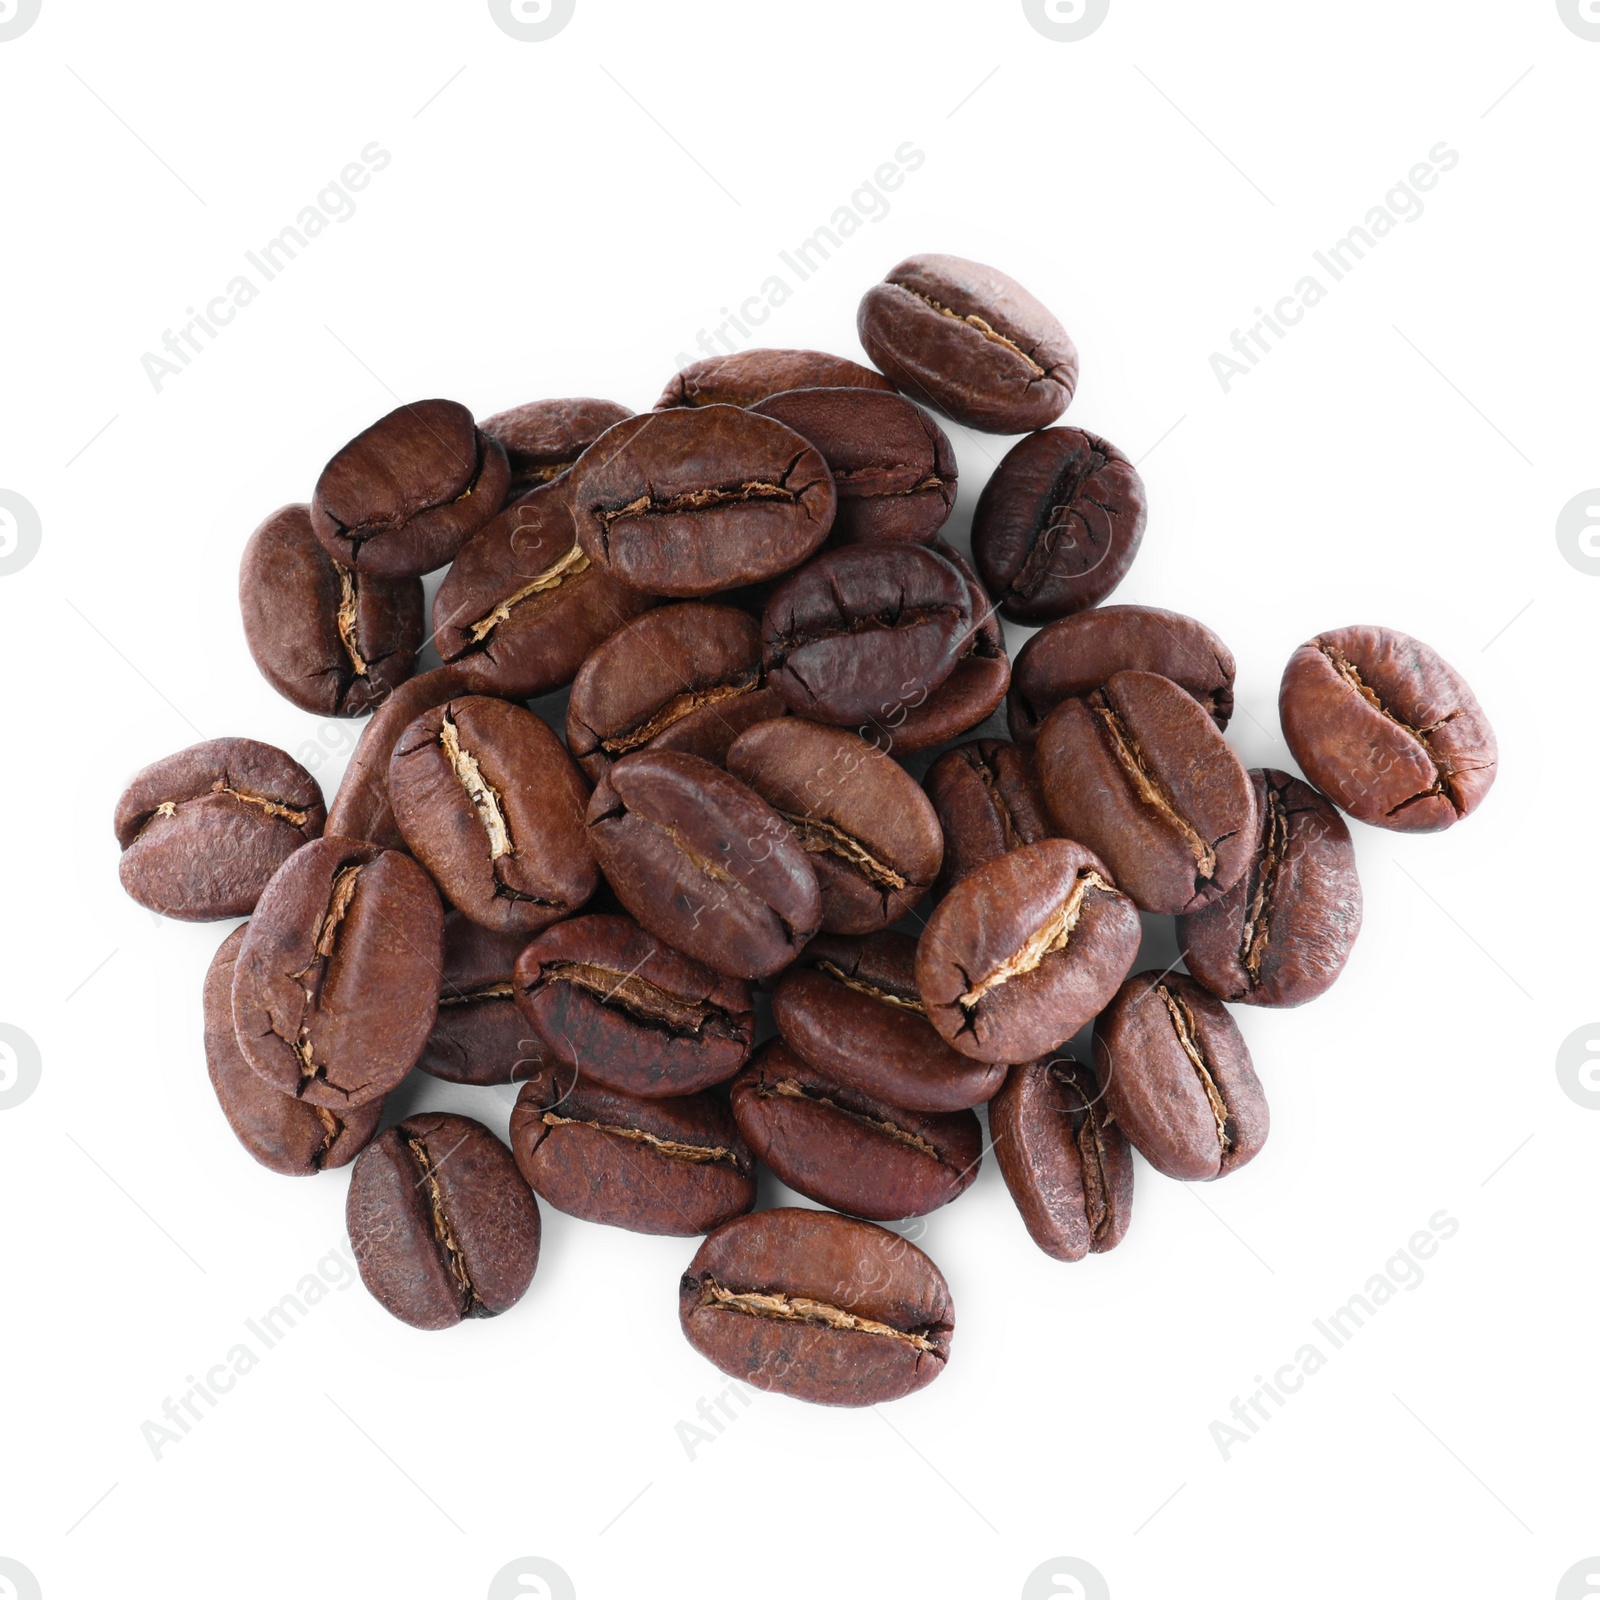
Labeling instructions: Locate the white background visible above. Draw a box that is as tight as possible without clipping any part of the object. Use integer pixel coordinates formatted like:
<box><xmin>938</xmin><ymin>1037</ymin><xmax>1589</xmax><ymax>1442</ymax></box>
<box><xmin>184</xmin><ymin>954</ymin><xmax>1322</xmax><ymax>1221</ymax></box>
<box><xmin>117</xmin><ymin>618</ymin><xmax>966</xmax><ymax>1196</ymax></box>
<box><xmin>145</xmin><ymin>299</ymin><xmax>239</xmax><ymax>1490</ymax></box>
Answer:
<box><xmin>2</xmin><ymin>2</ymin><xmax>1596</xmax><ymax>1597</ymax></box>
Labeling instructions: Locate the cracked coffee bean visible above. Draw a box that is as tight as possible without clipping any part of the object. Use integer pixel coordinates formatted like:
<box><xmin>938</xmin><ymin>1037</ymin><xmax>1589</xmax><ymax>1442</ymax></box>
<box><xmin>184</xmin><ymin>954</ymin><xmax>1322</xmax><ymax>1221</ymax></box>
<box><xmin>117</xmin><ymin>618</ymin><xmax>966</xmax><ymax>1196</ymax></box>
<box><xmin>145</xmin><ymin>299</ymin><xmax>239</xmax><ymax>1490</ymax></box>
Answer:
<box><xmin>570</xmin><ymin>405</ymin><xmax>835</xmax><ymax>596</ymax></box>
<box><xmin>923</xmin><ymin>738</ymin><xmax>1054</xmax><ymax>895</ymax></box>
<box><xmin>348</xmin><ymin>1112</ymin><xmax>540</xmax><ymax>1331</ymax></box>
<box><xmin>1095</xmin><ymin>971</ymin><xmax>1268</xmax><ymax>1182</ymax></box>
<box><xmin>680</xmin><ymin>1207</ymin><xmax>954</xmax><ymax>1407</ymax></box>
<box><xmin>388</xmin><ymin>695</ymin><xmax>596</xmax><ymax>935</ymax></box>
<box><xmin>240</xmin><ymin>503</ymin><xmax>423</xmax><ymax>717</ymax></box>
<box><xmin>418</xmin><ymin>911</ymin><xmax>549</xmax><ymax>1085</ymax></box>
<box><xmin>1037</xmin><ymin>669</ymin><xmax>1257</xmax><ymax>916</ymax></box>
<box><xmin>916</xmin><ymin>839</ymin><xmax>1141</xmax><ymax>1065</ymax></box>
<box><xmin>479</xmin><ymin>396</ymin><xmax>633</xmax><ymax>498</ymax></box>
<box><xmin>232</xmin><ymin>836</ymin><xmax>443</xmax><ymax>1109</ymax></box>
<box><xmin>1178</xmin><ymin>769</ymin><xmax>1363</xmax><ymax>1008</ymax></box>
<box><xmin>972</xmin><ymin>427</ymin><xmax>1146</xmax><ymax>623</ymax></box>
<box><xmin>857</xmin><ymin>253</ymin><xmax>1078</xmax><ymax>433</ymax></box>
<box><xmin>654</xmin><ymin>347</ymin><xmax>895</xmax><ymax>410</ymax></box>
<box><xmin>116</xmin><ymin>737</ymin><xmax>326</xmax><ymax>921</ymax></box>
<box><xmin>1278</xmin><ymin>624</ymin><xmax>1497</xmax><ymax>832</ymax></box>
<box><xmin>311</xmin><ymin>398</ymin><xmax>510</xmax><ymax>578</ymax></box>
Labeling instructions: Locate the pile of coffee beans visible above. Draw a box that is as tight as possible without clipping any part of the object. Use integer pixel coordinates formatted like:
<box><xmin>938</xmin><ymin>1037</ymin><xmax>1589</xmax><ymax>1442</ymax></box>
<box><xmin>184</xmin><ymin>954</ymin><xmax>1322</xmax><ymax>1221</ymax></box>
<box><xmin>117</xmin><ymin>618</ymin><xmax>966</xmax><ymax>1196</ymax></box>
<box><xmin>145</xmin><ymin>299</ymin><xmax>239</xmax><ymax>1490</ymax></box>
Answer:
<box><xmin>116</xmin><ymin>252</ymin><xmax>1500</xmax><ymax>1408</ymax></box>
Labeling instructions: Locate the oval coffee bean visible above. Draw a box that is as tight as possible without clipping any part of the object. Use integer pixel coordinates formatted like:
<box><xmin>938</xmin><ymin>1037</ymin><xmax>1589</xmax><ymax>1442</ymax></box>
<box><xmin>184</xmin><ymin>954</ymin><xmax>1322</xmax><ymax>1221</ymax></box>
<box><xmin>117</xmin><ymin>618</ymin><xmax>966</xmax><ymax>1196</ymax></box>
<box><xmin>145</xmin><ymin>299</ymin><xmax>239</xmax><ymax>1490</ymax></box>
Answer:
<box><xmin>418</xmin><ymin>912</ymin><xmax>549</xmax><ymax>1085</ymax></box>
<box><xmin>923</xmin><ymin>739</ymin><xmax>1054</xmax><ymax>895</ymax></box>
<box><xmin>232</xmin><ymin>837</ymin><xmax>443</xmax><ymax>1108</ymax></box>
<box><xmin>1178</xmin><ymin>769</ymin><xmax>1363</xmax><ymax>1008</ymax></box>
<box><xmin>1037</xmin><ymin>669</ymin><xmax>1257</xmax><ymax>915</ymax></box>
<box><xmin>916</xmin><ymin>839</ymin><xmax>1141</xmax><ymax>1065</ymax></box>
<box><xmin>654</xmin><ymin>348</ymin><xmax>895</xmax><ymax>410</ymax></box>
<box><xmin>348</xmin><ymin>1113</ymin><xmax>540</xmax><ymax>1330</ymax></box>
<box><xmin>479</xmin><ymin>396</ymin><xmax>633</xmax><ymax>498</ymax></box>
<box><xmin>857</xmin><ymin>253</ymin><xmax>1078</xmax><ymax>433</ymax></box>
<box><xmin>1278</xmin><ymin>624</ymin><xmax>1497</xmax><ymax>832</ymax></box>
<box><xmin>116</xmin><ymin>738</ymin><xmax>326</xmax><ymax>921</ymax></box>
<box><xmin>680</xmin><ymin>1207</ymin><xmax>954</xmax><ymax>1407</ymax></box>
<box><xmin>1095</xmin><ymin>971</ymin><xmax>1268</xmax><ymax>1182</ymax></box>
<box><xmin>570</xmin><ymin>406</ymin><xmax>835</xmax><ymax>596</ymax></box>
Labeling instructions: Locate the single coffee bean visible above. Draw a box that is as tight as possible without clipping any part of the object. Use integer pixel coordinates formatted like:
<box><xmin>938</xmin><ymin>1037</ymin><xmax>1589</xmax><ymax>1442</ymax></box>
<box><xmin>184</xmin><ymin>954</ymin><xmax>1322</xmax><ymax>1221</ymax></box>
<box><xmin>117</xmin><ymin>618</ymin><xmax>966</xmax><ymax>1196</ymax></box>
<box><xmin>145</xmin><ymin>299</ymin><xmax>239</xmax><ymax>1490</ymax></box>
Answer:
<box><xmin>514</xmin><ymin>914</ymin><xmax>754</xmax><ymax>1097</ymax></box>
<box><xmin>654</xmin><ymin>348</ymin><xmax>895</xmax><ymax>410</ymax></box>
<box><xmin>771</xmin><ymin>932</ymin><xmax>1007</xmax><ymax>1111</ymax></box>
<box><xmin>570</xmin><ymin>406</ymin><xmax>835</xmax><ymax>596</ymax></box>
<box><xmin>311</xmin><ymin>398</ymin><xmax>510</xmax><ymax>578</ymax></box>
<box><xmin>726</xmin><ymin>718</ymin><xmax>942</xmax><ymax>935</ymax></box>
<box><xmin>923</xmin><ymin>739</ymin><xmax>1054</xmax><ymax>895</ymax></box>
<box><xmin>916</xmin><ymin>839</ymin><xmax>1141</xmax><ymax>1065</ymax></box>
<box><xmin>679</xmin><ymin>1207</ymin><xmax>954</xmax><ymax>1407</ymax></box>
<box><xmin>479</xmin><ymin>396</ymin><xmax>633</xmax><ymax>497</ymax></box>
<box><xmin>239</xmin><ymin>503</ymin><xmax>423</xmax><ymax>717</ymax></box>
<box><xmin>1009</xmin><ymin>605</ymin><xmax>1236</xmax><ymax>741</ymax></box>
<box><xmin>990</xmin><ymin>1055</ymin><xmax>1133</xmax><ymax>1261</ymax></box>
<box><xmin>388</xmin><ymin>695</ymin><xmax>596</xmax><ymax>935</ymax></box>
<box><xmin>510</xmin><ymin>1063</ymin><xmax>755</xmax><ymax>1235</ymax></box>
<box><xmin>586</xmin><ymin>750</ymin><xmax>821</xmax><ymax>979</ymax></box>
<box><xmin>418</xmin><ymin>912</ymin><xmax>549</xmax><ymax>1085</ymax></box>
<box><xmin>1095</xmin><ymin>971</ymin><xmax>1268</xmax><ymax>1182</ymax></box>
<box><xmin>566</xmin><ymin>602</ymin><xmax>787</xmax><ymax>783</ymax></box>
<box><xmin>348</xmin><ymin>1113</ymin><xmax>540</xmax><ymax>1330</ymax></box>
<box><xmin>204</xmin><ymin>924</ymin><xmax>382</xmax><ymax>1175</ymax></box>
<box><xmin>972</xmin><ymin>428</ymin><xmax>1146</xmax><ymax>622</ymax></box>
<box><xmin>116</xmin><ymin>738</ymin><xmax>326</xmax><ymax>921</ymax></box>
<box><xmin>1279</xmin><ymin>624</ymin><xmax>1497</xmax><ymax>831</ymax></box>
<box><xmin>1178</xmin><ymin>769</ymin><xmax>1363</xmax><ymax>1008</ymax></box>
<box><xmin>857</xmin><ymin>253</ymin><xmax>1078</xmax><ymax>433</ymax></box>
<box><xmin>232</xmin><ymin>837</ymin><xmax>443</xmax><ymax>1108</ymax></box>
<box><xmin>1036</xmin><ymin>669</ymin><xmax>1258</xmax><ymax>915</ymax></box>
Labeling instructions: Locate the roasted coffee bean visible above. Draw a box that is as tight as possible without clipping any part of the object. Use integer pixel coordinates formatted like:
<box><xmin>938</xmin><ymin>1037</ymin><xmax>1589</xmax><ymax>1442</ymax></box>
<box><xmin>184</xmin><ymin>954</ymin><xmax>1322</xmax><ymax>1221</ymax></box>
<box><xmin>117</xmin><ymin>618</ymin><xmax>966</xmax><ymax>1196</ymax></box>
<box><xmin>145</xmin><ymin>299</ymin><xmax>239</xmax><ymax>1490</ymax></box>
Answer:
<box><xmin>388</xmin><ymin>695</ymin><xmax>596</xmax><ymax>935</ymax></box>
<box><xmin>972</xmin><ymin>428</ymin><xmax>1146</xmax><ymax>622</ymax></box>
<box><xmin>1037</xmin><ymin>669</ymin><xmax>1257</xmax><ymax>915</ymax></box>
<box><xmin>1095</xmin><ymin>971</ymin><xmax>1268</xmax><ymax>1182</ymax></box>
<box><xmin>565</xmin><ymin>602</ymin><xmax>787</xmax><ymax>783</ymax></box>
<box><xmin>1178</xmin><ymin>769</ymin><xmax>1362</xmax><ymax>1007</ymax></box>
<box><xmin>655</xmin><ymin>348</ymin><xmax>895</xmax><ymax>410</ymax></box>
<box><xmin>232</xmin><ymin>837</ymin><xmax>443</xmax><ymax>1108</ymax></box>
<box><xmin>418</xmin><ymin>912</ymin><xmax>549</xmax><ymax>1085</ymax></box>
<box><xmin>679</xmin><ymin>1207</ymin><xmax>953</xmax><ymax>1407</ymax></box>
<box><xmin>510</xmin><ymin>1063</ymin><xmax>755</xmax><ymax>1235</ymax></box>
<box><xmin>347</xmin><ymin>1113</ymin><xmax>540</xmax><ymax>1330</ymax></box>
<box><xmin>923</xmin><ymin>739</ymin><xmax>1054</xmax><ymax>895</ymax></box>
<box><xmin>570</xmin><ymin>406</ymin><xmax>835</xmax><ymax>596</ymax></box>
<box><xmin>585</xmin><ymin>751</ymin><xmax>821</xmax><ymax>979</ymax></box>
<box><xmin>731</xmin><ymin>1039</ymin><xmax>982</xmax><ymax>1222</ymax></box>
<box><xmin>857</xmin><ymin>253</ymin><xmax>1078</xmax><ymax>433</ymax></box>
<box><xmin>239</xmin><ymin>503</ymin><xmax>423</xmax><ymax>716</ymax></box>
<box><xmin>311</xmin><ymin>399</ymin><xmax>510</xmax><ymax>578</ymax></box>
<box><xmin>116</xmin><ymin>738</ymin><xmax>325</xmax><ymax>921</ymax></box>
<box><xmin>771</xmin><ymin>932</ymin><xmax>1006</xmax><ymax>1111</ymax></box>
<box><xmin>514</xmin><ymin>915</ymin><xmax>754</xmax><ymax>1097</ymax></box>
<box><xmin>916</xmin><ymin>839</ymin><xmax>1141</xmax><ymax>1065</ymax></box>
<box><xmin>726</xmin><ymin>718</ymin><xmax>941</xmax><ymax>935</ymax></box>
<box><xmin>1009</xmin><ymin>605</ymin><xmax>1236</xmax><ymax>741</ymax></box>
<box><xmin>479</xmin><ymin>396</ymin><xmax>633</xmax><ymax>497</ymax></box>
<box><xmin>204</xmin><ymin>924</ymin><xmax>382</xmax><ymax>1175</ymax></box>
<box><xmin>750</xmin><ymin>387</ymin><xmax>956</xmax><ymax>544</ymax></box>
<box><xmin>1279</xmin><ymin>624</ymin><xmax>1497</xmax><ymax>832</ymax></box>
<box><xmin>990</xmin><ymin>1056</ymin><xmax>1132</xmax><ymax>1261</ymax></box>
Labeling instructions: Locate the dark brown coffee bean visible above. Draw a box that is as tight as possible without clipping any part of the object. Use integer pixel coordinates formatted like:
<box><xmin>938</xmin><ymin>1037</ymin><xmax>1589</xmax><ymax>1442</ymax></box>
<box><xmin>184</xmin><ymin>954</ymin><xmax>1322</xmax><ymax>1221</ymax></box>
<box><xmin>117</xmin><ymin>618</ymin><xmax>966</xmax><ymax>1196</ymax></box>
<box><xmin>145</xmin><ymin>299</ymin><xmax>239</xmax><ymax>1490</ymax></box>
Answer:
<box><xmin>1009</xmin><ymin>605</ymin><xmax>1236</xmax><ymax>741</ymax></box>
<box><xmin>586</xmin><ymin>751</ymin><xmax>821</xmax><ymax>979</ymax></box>
<box><xmin>239</xmin><ymin>503</ymin><xmax>423</xmax><ymax>717</ymax></box>
<box><xmin>418</xmin><ymin>912</ymin><xmax>549</xmax><ymax>1085</ymax></box>
<box><xmin>916</xmin><ymin>839</ymin><xmax>1141</xmax><ymax>1065</ymax></box>
<box><xmin>1279</xmin><ymin>624</ymin><xmax>1497</xmax><ymax>831</ymax></box>
<box><xmin>1178</xmin><ymin>769</ymin><xmax>1363</xmax><ymax>1007</ymax></box>
<box><xmin>510</xmin><ymin>1063</ymin><xmax>755</xmax><ymax>1235</ymax></box>
<box><xmin>116</xmin><ymin>738</ymin><xmax>325</xmax><ymax>921</ymax></box>
<box><xmin>1037</xmin><ymin>670</ymin><xmax>1257</xmax><ymax>915</ymax></box>
<box><xmin>204</xmin><ymin>925</ymin><xmax>382</xmax><ymax>1175</ymax></box>
<box><xmin>972</xmin><ymin>428</ymin><xmax>1146</xmax><ymax>622</ymax></box>
<box><xmin>514</xmin><ymin>915</ymin><xmax>754</xmax><ymax>1097</ymax></box>
<box><xmin>348</xmin><ymin>1113</ymin><xmax>540</xmax><ymax>1330</ymax></box>
<box><xmin>857</xmin><ymin>253</ymin><xmax>1078</xmax><ymax>433</ymax></box>
<box><xmin>388</xmin><ymin>695</ymin><xmax>596</xmax><ymax>935</ymax></box>
<box><xmin>655</xmin><ymin>348</ymin><xmax>895</xmax><ymax>410</ymax></box>
<box><xmin>923</xmin><ymin>739</ymin><xmax>1054</xmax><ymax>895</ymax></box>
<box><xmin>311</xmin><ymin>399</ymin><xmax>510</xmax><ymax>578</ymax></box>
<box><xmin>726</xmin><ymin>718</ymin><xmax>941</xmax><ymax>935</ymax></box>
<box><xmin>232</xmin><ymin>837</ymin><xmax>443</xmax><ymax>1108</ymax></box>
<box><xmin>570</xmin><ymin>406</ymin><xmax>835</xmax><ymax>596</ymax></box>
<box><xmin>479</xmin><ymin>396</ymin><xmax>633</xmax><ymax>497</ymax></box>
<box><xmin>1095</xmin><ymin>971</ymin><xmax>1268</xmax><ymax>1182</ymax></box>
<box><xmin>990</xmin><ymin>1056</ymin><xmax>1133</xmax><ymax>1261</ymax></box>
<box><xmin>680</xmin><ymin>1207</ymin><xmax>953</xmax><ymax>1407</ymax></box>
